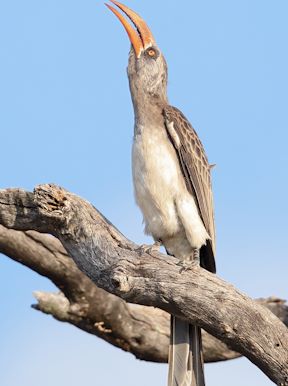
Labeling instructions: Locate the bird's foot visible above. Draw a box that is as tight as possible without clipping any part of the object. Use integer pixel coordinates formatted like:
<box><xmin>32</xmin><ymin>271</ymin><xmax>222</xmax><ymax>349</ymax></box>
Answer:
<box><xmin>177</xmin><ymin>258</ymin><xmax>194</xmax><ymax>273</ymax></box>
<box><xmin>136</xmin><ymin>240</ymin><xmax>161</xmax><ymax>255</ymax></box>
<box><xmin>177</xmin><ymin>249</ymin><xmax>200</xmax><ymax>273</ymax></box>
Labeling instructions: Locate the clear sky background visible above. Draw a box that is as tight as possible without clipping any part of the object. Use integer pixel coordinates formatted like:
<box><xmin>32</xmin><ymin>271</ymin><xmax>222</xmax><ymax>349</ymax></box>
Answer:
<box><xmin>0</xmin><ymin>0</ymin><xmax>287</xmax><ymax>385</ymax></box>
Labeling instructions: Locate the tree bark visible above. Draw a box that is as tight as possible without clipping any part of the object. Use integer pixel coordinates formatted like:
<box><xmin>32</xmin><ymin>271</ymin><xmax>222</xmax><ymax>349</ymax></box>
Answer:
<box><xmin>3</xmin><ymin>225</ymin><xmax>286</xmax><ymax>364</ymax></box>
<box><xmin>0</xmin><ymin>184</ymin><xmax>287</xmax><ymax>385</ymax></box>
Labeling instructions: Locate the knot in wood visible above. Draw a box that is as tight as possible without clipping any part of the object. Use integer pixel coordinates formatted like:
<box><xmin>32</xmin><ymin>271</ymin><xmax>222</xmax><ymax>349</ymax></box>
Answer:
<box><xmin>35</xmin><ymin>184</ymin><xmax>67</xmax><ymax>214</ymax></box>
<box><xmin>112</xmin><ymin>273</ymin><xmax>131</xmax><ymax>293</ymax></box>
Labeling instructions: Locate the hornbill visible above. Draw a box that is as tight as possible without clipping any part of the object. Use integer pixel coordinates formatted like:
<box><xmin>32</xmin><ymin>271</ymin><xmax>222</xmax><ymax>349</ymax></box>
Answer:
<box><xmin>106</xmin><ymin>2</ymin><xmax>216</xmax><ymax>385</ymax></box>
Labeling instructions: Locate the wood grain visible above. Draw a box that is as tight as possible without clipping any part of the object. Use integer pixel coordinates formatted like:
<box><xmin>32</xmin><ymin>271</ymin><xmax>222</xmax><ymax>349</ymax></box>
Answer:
<box><xmin>0</xmin><ymin>184</ymin><xmax>287</xmax><ymax>385</ymax></box>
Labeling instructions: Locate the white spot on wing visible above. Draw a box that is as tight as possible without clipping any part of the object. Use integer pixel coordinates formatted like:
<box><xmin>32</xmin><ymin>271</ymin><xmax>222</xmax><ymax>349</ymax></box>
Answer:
<box><xmin>166</xmin><ymin>121</ymin><xmax>181</xmax><ymax>148</ymax></box>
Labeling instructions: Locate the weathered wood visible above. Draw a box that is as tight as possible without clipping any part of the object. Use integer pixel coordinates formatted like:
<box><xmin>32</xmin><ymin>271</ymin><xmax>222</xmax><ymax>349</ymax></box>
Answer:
<box><xmin>3</xmin><ymin>226</ymin><xmax>286</xmax><ymax>363</ymax></box>
<box><xmin>0</xmin><ymin>226</ymin><xmax>171</xmax><ymax>362</ymax></box>
<box><xmin>0</xmin><ymin>184</ymin><xmax>288</xmax><ymax>385</ymax></box>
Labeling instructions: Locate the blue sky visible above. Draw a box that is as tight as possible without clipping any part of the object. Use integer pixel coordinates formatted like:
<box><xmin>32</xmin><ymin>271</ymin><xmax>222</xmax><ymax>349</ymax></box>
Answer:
<box><xmin>0</xmin><ymin>1</ymin><xmax>287</xmax><ymax>385</ymax></box>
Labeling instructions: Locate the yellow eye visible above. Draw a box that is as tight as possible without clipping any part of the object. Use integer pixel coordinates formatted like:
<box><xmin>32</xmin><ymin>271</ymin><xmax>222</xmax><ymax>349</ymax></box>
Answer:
<box><xmin>147</xmin><ymin>48</ymin><xmax>156</xmax><ymax>57</ymax></box>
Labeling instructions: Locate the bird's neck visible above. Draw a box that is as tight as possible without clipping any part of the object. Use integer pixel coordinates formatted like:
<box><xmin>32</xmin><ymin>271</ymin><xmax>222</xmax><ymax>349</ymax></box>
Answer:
<box><xmin>130</xmin><ymin>90</ymin><xmax>168</xmax><ymax>128</ymax></box>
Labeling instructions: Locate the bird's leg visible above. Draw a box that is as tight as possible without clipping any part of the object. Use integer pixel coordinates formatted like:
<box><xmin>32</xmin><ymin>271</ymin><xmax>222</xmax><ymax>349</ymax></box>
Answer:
<box><xmin>193</xmin><ymin>248</ymin><xmax>200</xmax><ymax>264</ymax></box>
<box><xmin>177</xmin><ymin>248</ymin><xmax>200</xmax><ymax>272</ymax></box>
<box><xmin>137</xmin><ymin>240</ymin><xmax>162</xmax><ymax>255</ymax></box>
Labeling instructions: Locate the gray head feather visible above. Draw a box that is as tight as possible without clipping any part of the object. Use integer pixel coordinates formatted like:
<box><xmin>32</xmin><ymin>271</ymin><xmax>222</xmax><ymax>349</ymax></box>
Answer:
<box><xmin>127</xmin><ymin>45</ymin><xmax>168</xmax><ymax>119</ymax></box>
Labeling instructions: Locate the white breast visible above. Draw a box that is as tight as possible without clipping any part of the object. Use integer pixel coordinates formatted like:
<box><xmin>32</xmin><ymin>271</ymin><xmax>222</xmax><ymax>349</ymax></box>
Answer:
<box><xmin>132</xmin><ymin>124</ymin><xmax>209</xmax><ymax>259</ymax></box>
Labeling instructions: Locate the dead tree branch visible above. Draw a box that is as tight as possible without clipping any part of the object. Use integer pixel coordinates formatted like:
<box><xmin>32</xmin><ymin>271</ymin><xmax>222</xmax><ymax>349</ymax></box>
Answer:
<box><xmin>3</xmin><ymin>226</ymin><xmax>286</xmax><ymax>363</ymax></box>
<box><xmin>0</xmin><ymin>184</ymin><xmax>287</xmax><ymax>385</ymax></box>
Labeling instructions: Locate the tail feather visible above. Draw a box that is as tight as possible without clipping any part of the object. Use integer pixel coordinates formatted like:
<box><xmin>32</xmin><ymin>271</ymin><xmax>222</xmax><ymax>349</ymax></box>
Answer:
<box><xmin>168</xmin><ymin>316</ymin><xmax>205</xmax><ymax>386</ymax></box>
<box><xmin>189</xmin><ymin>324</ymin><xmax>205</xmax><ymax>386</ymax></box>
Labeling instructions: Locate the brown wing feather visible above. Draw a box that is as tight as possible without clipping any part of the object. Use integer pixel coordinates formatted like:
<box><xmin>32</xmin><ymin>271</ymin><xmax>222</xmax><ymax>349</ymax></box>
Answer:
<box><xmin>163</xmin><ymin>105</ymin><xmax>216</xmax><ymax>273</ymax></box>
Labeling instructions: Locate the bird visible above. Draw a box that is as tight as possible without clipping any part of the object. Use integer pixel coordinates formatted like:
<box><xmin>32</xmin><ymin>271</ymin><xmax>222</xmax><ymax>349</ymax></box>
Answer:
<box><xmin>106</xmin><ymin>2</ymin><xmax>216</xmax><ymax>385</ymax></box>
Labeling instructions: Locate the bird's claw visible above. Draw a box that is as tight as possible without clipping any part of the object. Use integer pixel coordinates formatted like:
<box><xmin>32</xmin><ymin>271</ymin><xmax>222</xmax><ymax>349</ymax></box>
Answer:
<box><xmin>177</xmin><ymin>249</ymin><xmax>200</xmax><ymax>272</ymax></box>
<box><xmin>177</xmin><ymin>259</ymin><xmax>194</xmax><ymax>273</ymax></box>
<box><xmin>136</xmin><ymin>241</ymin><xmax>161</xmax><ymax>255</ymax></box>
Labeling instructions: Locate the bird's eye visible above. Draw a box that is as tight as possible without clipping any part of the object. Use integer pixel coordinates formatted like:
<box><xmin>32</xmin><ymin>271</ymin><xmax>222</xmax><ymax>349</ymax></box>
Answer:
<box><xmin>147</xmin><ymin>49</ymin><xmax>156</xmax><ymax>57</ymax></box>
<box><xmin>145</xmin><ymin>47</ymin><xmax>158</xmax><ymax>59</ymax></box>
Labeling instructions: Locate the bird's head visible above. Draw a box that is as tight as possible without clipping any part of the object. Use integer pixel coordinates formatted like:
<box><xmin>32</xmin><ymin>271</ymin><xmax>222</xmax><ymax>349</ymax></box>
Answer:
<box><xmin>106</xmin><ymin>1</ymin><xmax>168</xmax><ymax>107</ymax></box>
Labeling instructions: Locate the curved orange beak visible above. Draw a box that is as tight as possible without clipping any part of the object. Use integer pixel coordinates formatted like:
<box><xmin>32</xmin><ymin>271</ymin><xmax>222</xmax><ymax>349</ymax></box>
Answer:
<box><xmin>105</xmin><ymin>1</ymin><xmax>155</xmax><ymax>58</ymax></box>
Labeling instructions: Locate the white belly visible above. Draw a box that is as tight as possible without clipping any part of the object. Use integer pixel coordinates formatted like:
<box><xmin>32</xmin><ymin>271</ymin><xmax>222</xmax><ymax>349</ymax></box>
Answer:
<box><xmin>132</xmin><ymin>125</ymin><xmax>209</xmax><ymax>259</ymax></box>
<box><xmin>132</xmin><ymin>127</ymin><xmax>180</xmax><ymax>238</ymax></box>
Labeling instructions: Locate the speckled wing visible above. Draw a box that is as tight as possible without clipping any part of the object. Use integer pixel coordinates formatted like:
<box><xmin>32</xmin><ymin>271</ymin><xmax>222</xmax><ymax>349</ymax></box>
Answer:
<box><xmin>163</xmin><ymin>105</ymin><xmax>216</xmax><ymax>273</ymax></box>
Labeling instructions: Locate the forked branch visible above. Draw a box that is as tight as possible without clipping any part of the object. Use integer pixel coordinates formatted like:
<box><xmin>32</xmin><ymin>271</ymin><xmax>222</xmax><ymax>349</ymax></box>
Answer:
<box><xmin>0</xmin><ymin>184</ymin><xmax>287</xmax><ymax>385</ymax></box>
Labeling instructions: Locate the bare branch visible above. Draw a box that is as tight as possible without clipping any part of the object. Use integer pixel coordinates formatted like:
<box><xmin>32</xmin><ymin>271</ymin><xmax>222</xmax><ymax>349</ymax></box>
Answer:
<box><xmin>0</xmin><ymin>225</ymin><xmax>243</xmax><ymax>363</ymax></box>
<box><xmin>0</xmin><ymin>225</ymin><xmax>168</xmax><ymax>362</ymax></box>
<box><xmin>0</xmin><ymin>185</ymin><xmax>287</xmax><ymax>385</ymax></box>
